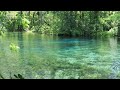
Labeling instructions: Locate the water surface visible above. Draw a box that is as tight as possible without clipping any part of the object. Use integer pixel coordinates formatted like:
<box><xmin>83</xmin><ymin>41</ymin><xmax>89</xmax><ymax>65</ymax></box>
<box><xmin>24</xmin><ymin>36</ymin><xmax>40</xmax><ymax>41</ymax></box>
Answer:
<box><xmin>0</xmin><ymin>32</ymin><xmax>120</xmax><ymax>79</ymax></box>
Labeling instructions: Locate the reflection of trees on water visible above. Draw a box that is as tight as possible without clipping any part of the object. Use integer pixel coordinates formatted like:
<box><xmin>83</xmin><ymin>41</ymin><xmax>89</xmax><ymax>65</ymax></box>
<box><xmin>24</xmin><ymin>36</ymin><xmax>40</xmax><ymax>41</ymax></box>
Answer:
<box><xmin>108</xmin><ymin>37</ymin><xmax>120</xmax><ymax>79</ymax></box>
<box><xmin>17</xmin><ymin>32</ymin><xmax>33</xmax><ymax>78</ymax></box>
<box><xmin>18</xmin><ymin>32</ymin><xmax>24</xmax><ymax>60</ymax></box>
<box><xmin>108</xmin><ymin>37</ymin><xmax>117</xmax><ymax>57</ymax></box>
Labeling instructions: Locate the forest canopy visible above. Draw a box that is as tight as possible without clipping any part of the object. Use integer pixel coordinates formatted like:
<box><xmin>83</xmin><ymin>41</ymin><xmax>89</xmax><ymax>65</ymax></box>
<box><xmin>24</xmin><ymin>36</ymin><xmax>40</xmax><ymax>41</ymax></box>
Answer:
<box><xmin>0</xmin><ymin>11</ymin><xmax>120</xmax><ymax>37</ymax></box>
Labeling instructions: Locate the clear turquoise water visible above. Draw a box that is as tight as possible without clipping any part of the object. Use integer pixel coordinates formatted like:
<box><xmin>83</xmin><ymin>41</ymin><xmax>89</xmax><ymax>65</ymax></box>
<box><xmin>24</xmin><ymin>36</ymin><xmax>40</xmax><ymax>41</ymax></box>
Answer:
<box><xmin>0</xmin><ymin>32</ymin><xmax>120</xmax><ymax>79</ymax></box>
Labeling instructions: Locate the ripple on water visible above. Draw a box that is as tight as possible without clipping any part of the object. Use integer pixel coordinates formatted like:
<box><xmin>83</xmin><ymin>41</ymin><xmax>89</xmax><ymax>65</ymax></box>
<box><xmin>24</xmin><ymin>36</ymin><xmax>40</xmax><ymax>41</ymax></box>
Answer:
<box><xmin>1</xmin><ymin>33</ymin><xmax>120</xmax><ymax>79</ymax></box>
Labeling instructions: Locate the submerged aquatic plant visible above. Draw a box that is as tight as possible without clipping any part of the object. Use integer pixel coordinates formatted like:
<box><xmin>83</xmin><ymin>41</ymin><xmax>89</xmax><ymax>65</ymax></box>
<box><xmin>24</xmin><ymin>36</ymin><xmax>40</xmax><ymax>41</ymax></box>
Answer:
<box><xmin>9</xmin><ymin>43</ymin><xmax>20</xmax><ymax>52</ymax></box>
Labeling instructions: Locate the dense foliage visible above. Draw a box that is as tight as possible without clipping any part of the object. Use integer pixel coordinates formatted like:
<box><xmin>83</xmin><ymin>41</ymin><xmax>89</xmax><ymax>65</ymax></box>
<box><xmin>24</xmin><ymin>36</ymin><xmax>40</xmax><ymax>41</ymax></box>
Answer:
<box><xmin>1</xmin><ymin>11</ymin><xmax>120</xmax><ymax>37</ymax></box>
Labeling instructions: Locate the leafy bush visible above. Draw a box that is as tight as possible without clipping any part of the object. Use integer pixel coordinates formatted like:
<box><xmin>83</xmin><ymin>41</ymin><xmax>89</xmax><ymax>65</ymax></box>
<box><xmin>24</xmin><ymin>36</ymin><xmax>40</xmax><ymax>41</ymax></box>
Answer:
<box><xmin>9</xmin><ymin>43</ymin><xmax>20</xmax><ymax>52</ymax></box>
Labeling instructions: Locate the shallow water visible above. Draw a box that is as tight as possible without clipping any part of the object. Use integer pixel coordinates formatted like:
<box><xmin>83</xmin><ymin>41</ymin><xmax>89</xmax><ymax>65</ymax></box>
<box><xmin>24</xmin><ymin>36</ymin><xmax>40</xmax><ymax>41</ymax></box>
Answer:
<box><xmin>0</xmin><ymin>32</ymin><xmax>120</xmax><ymax>79</ymax></box>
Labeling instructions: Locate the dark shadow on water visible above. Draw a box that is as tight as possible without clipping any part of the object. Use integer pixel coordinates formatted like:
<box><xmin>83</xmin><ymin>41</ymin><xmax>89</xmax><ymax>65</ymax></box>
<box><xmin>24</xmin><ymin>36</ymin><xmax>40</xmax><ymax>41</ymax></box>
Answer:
<box><xmin>0</xmin><ymin>73</ymin><xmax>24</xmax><ymax>79</ymax></box>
